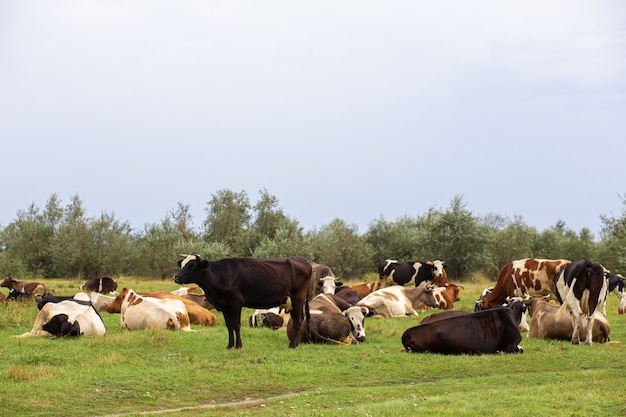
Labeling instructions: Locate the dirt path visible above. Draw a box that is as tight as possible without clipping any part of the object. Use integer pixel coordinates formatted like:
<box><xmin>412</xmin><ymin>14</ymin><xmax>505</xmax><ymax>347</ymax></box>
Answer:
<box><xmin>100</xmin><ymin>392</ymin><xmax>298</xmax><ymax>416</ymax></box>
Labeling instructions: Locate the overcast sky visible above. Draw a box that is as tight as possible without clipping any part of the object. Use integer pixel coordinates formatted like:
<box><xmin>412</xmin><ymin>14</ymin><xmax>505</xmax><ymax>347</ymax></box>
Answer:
<box><xmin>1</xmin><ymin>1</ymin><xmax>625</xmax><ymax>238</ymax></box>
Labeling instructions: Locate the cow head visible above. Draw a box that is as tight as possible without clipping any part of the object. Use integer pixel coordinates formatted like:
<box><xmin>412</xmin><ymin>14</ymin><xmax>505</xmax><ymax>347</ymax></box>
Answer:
<box><xmin>1</xmin><ymin>275</ymin><xmax>16</xmax><ymax>289</ymax></box>
<box><xmin>317</xmin><ymin>276</ymin><xmax>338</xmax><ymax>295</ymax></box>
<box><xmin>343</xmin><ymin>306</ymin><xmax>371</xmax><ymax>343</ymax></box>
<box><xmin>42</xmin><ymin>314</ymin><xmax>81</xmax><ymax>337</ymax></box>
<box><xmin>175</xmin><ymin>254</ymin><xmax>209</xmax><ymax>285</ymax></box>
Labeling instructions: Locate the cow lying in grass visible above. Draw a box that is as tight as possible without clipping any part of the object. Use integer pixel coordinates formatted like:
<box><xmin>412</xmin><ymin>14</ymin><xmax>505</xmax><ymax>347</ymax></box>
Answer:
<box><xmin>525</xmin><ymin>296</ymin><xmax>610</xmax><ymax>343</ymax></box>
<box><xmin>16</xmin><ymin>293</ymin><xmax>105</xmax><ymax>338</ymax></box>
<box><xmin>288</xmin><ymin>294</ymin><xmax>371</xmax><ymax>344</ymax></box>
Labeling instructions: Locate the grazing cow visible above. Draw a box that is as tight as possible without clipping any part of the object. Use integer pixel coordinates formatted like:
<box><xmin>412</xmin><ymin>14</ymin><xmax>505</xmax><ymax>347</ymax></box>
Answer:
<box><xmin>1</xmin><ymin>275</ymin><xmax>51</xmax><ymax>299</ymax></box>
<box><xmin>555</xmin><ymin>260</ymin><xmax>608</xmax><ymax>345</ymax></box>
<box><xmin>309</xmin><ymin>263</ymin><xmax>340</xmax><ymax>299</ymax></box>
<box><xmin>402</xmin><ymin>302</ymin><xmax>526</xmax><ymax>354</ymax></box>
<box><xmin>377</xmin><ymin>260</ymin><xmax>447</xmax><ymax>288</ymax></box>
<box><xmin>174</xmin><ymin>254</ymin><xmax>312</xmax><ymax>349</ymax></box>
<box><xmin>350</xmin><ymin>281</ymin><xmax>382</xmax><ymax>299</ymax></box>
<box><xmin>16</xmin><ymin>299</ymin><xmax>106</xmax><ymax>338</ymax></box>
<box><xmin>357</xmin><ymin>286</ymin><xmax>438</xmax><ymax>318</ymax></box>
<box><xmin>525</xmin><ymin>296</ymin><xmax>610</xmax><ymax>343</ymax></box>
<box><xmin>288</xmin><ymin>293</ymin><xmax>371</xmax><ymax>344</ymax></box>
<box><xmin>80</xmin><ymin>277</ymin><xmax>118</xmax><ymax>294</ymax></box>
<box><xmin>476</xmin><ymin>259</ymin><xmax>571</xmax><ymax>310</ymax></box>
<box><xmin>107</xmin><ymin>288</ymin><xmax>192</xmax><ymax>331</ymax></box>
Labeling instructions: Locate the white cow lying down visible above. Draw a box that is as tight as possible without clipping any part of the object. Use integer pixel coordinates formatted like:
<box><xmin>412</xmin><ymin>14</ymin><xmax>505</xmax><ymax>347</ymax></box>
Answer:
<box><xmin>357</xmin><ymin>285</ymin><xmax>438</xmax><ymax>318</ymax></box>
<box><xmin>107</xmin><ymin>288</ymin><xmax>192</xmax><ymax>331</ymax></box>
<box><xmin>16</xmin><ymin>293</ymin><xmax>106</xmax><ymax>338</ymax></box>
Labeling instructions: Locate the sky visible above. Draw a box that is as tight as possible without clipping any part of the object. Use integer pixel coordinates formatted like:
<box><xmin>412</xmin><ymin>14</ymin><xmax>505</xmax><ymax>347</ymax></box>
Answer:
<box><xmin>1</xmin><ymin>1</ymin><xmax>625</xmax><ymax>238</ymax></box>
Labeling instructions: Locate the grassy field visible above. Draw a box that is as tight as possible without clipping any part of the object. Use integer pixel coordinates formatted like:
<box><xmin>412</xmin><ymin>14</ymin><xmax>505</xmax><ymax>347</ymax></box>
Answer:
<box><xmin>1</xmin><ymin>277</ymin><xmax>625</xmax><ymax>417</ymax></box>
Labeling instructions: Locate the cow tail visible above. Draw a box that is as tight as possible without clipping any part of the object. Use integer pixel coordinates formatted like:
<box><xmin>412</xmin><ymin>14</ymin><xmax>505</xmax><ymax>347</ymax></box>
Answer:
<box><xmin>304</xmin><ymin>298</ymin><xmax>310</xmax><ymax>334</ymax></box>
<box><xmin>556</xmin><ymin>277</ymin><xmax>577</xmax><ymax>322</ymax></box>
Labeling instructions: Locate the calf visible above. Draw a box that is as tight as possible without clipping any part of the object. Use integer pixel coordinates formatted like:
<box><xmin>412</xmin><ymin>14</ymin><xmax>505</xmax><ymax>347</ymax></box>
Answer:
<box><xmin>525</xmin><ymin>296</ymin><xmax>610</xmax><ymax>343</ymax></box>
<box><xmin>249</xmin><ymin>307</ymin><xmax>290</xmax><ymax>330</ymax></box>
<box><xmin>555</xmin><ymin>260</ymin><xmax>608</xmax><ymax>345</ymax></box>
<box><xmin>80</xmin><ymin>277</ymin><xmax>117</xmax><ymax>294</ymax></box>
<box><xmin>288</xmin><ymin>293</ymin><xmax>371</xmax><ymax>344</ymax></box>
<box><xmin>16</xmin><ymin>299</ymin><xmax>106</xmax><ymax>338</ymax></box>
<box><xmin>107</xmin><ymin>288</ymin><xmax>192</xmax><ymax>331</ymax></box>
<box><xmin>357</xmin><ymin>286</ymin><xmax>438</xmax><ymax>317</ymax></box>
<box><xmin>402</xmin><ymin>302</ymin><xmax>525</xmax><ymax>354</ymax></box>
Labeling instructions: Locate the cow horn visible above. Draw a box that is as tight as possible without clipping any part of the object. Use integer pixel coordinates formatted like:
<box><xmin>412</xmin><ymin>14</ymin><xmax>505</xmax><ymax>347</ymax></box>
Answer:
<box><xmin>179</xmin><ymin>254</ymin><xmax>189</xmax><ymax>259</ymax></box>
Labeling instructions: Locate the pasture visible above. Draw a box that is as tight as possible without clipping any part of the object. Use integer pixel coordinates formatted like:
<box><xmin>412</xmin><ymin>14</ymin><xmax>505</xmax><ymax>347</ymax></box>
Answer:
<box><xmin>1</xmin><ymin>277</ymin><xmax>625</xmax><ymax>417</ymax></box>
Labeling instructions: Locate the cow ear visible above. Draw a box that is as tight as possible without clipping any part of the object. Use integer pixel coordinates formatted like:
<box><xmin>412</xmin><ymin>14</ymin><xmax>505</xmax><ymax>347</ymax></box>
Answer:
<box><xmin>335</xmin><ymin>281</ymin><xmax>343</xmax><ymax>287</ymax></box>
<box><xmin>362</xmin><ymin>306</ymin><xmax>374</xmax><ymax>317</ymax></box>
<box><xmin>199</xmin><ymin>260</ymin><xmax>210</xmax><ymax>269</ymax></box>
<box><xmin>177</xmin><ymin>260</ymin><xmax>183</xmax><ymax>268</ymax></box>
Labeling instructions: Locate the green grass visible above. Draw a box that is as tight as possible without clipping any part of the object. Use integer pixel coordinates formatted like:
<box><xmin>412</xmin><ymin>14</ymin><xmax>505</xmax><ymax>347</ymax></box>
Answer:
<box><xmin>1</xmin><ymin>278</ymin><xmax>625</xmax><ymax>417</ymax></box>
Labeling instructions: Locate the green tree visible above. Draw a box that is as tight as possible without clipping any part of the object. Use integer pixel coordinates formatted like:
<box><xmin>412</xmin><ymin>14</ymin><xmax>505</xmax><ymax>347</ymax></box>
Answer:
<box><xmin>482</xmin><ymin>213</ymin><xmax>536</xmax><ymax>277</ymax></box>
<box><xmin>309</xmin><ymin>218</ymin><xmax>374</xmax><ymax>278</ymax></box>
<box><xmin>202</xmin><ymin>189</ymin><xmax>251</xmax><ymax>256</ymax></box>
<box><xmin>423</xmin><ymin>195</ymin><xmax>490</xmax><ymax>280</ymax></box>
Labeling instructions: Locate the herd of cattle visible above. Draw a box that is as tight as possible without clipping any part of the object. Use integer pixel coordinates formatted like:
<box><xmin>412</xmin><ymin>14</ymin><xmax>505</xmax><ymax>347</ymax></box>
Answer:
<box><xmin>2</xmin><ymin>256</ymin><xmax>625</xmax><ymax>355</ymax></box>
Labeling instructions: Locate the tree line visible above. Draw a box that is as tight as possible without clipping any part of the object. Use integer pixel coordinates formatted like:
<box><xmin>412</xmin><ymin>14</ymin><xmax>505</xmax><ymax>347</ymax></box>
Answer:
<box><xmin>1</xmin><ymin>190</ymin><xmax>625</xmax><ymax>281</ymax></box>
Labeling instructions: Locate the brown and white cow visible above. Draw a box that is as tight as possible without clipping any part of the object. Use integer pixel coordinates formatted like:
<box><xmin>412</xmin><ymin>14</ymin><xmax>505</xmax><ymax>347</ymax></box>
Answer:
<box><xmin>1</xmin><ymin>275</ymin><xmax>51</xmax><ymax>299</ymax></box>
<box><xmin>431</xmin><ymin>283</ymin><xmax>462</xmax><ymax>310</ymax></box>
<box><xmin>309</xmin><ymin>263</ymin><xmax>340</xmax><ymax>299</ymax></box>
<box><xmin>174</xmin><ymin>255</ymin><xmax>312</xmax><ymax>349</ymax></box>
<box><xmin>377</xmin><ymin>259</ymin><xmax>447</xmax><ymax>287</ymax></box>
<box><xmin>106</xmin><ymin>290</ymin><xmax>217</xmax><ymax>327</ymax></box>
<box><xmin>476</xmin><ymin>258</ymin><xmax>571</xmax><ymax>310</ymax></box>
<box><xmin>80</xmin><ymin>277</ymin><xmax>117</xmax><ymax>294</ymax></box>
<box><xmin>357</xmin><ymin>285</ymin><xmax>438</xmax><ymax>318</ymax></box>
<box><xmin>107</xmin><ymin>288</ymin><xmax>192</xmax><ymax>331</ymax></box>
<box><xmin>350</xmin><ymin>281</ymin><xmax>382</xmax><ymax>299</ymax></box>
<box><xmin>525</xmin><ymin>296</ymin><xmax>610</xmax><ymax>343</ymax></box>
<box><xmin>555</xmin><ymin>260</ymin><xmax>608</xmax><ymax>345</ymax></box>
<box><xmin>288</xmin><ymin>293</ymin><xmax>371</xmax><ymax>344</ymax></box>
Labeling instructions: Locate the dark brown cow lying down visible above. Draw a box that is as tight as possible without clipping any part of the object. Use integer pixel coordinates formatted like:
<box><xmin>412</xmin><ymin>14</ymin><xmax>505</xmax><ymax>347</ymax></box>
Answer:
<box><xmin>402</xmin><ymin>302</ymin><xmax>525</xmax><ymax>354</ymax></box>
<box><xmin>525</xmin><ymin>296</ymin><xmax>610</xmax><ymax>343</ymax></box>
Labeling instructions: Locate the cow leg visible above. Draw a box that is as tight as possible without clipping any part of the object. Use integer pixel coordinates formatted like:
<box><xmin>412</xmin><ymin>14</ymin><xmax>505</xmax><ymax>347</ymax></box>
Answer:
<box><xmin>570</xmin><ymin>312</ymin><xmax>581</xmax><ymax>344</ymax></box>
<box><xmin>287</xmin><ymin>294</ymin><xmax>306</xmax><ymax>348</ymax></box>
<box><xmin>222</xmin><ymin>310</ymin><xmax>243</xmax><ymax>349</ymax></box>
<box><xmin>584</xmin><ymin>315</ymin><xmax>594</xmax><ymax>346</ymax></box>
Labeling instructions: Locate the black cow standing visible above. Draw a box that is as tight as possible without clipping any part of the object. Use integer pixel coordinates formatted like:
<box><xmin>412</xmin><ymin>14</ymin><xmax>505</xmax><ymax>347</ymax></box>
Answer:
<box><xmin>174</xmin><ymin>254</ymin><xmax>312</xmax><ymax>349</ymax></box>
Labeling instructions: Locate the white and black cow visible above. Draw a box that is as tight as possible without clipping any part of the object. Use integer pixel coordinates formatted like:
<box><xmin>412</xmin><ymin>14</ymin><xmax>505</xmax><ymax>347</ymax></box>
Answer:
<box><xmin>377</xmin><ymin>259</ymin><xmax>447</xmax><ymax>288</ymax></box>
<box><xmin>603</xmin><ymin>272</ymin><xmax>625</xmax><ymax>315</ymax></box>
<box><xmin>555</xmin><ymin>260</ymin><xmax>608</xmax><ymax>345</ymax></box>
<box><xmin>16</xmin><ymin>293</ymin><xmax>106</xmax><ymax>338</ymax></box>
